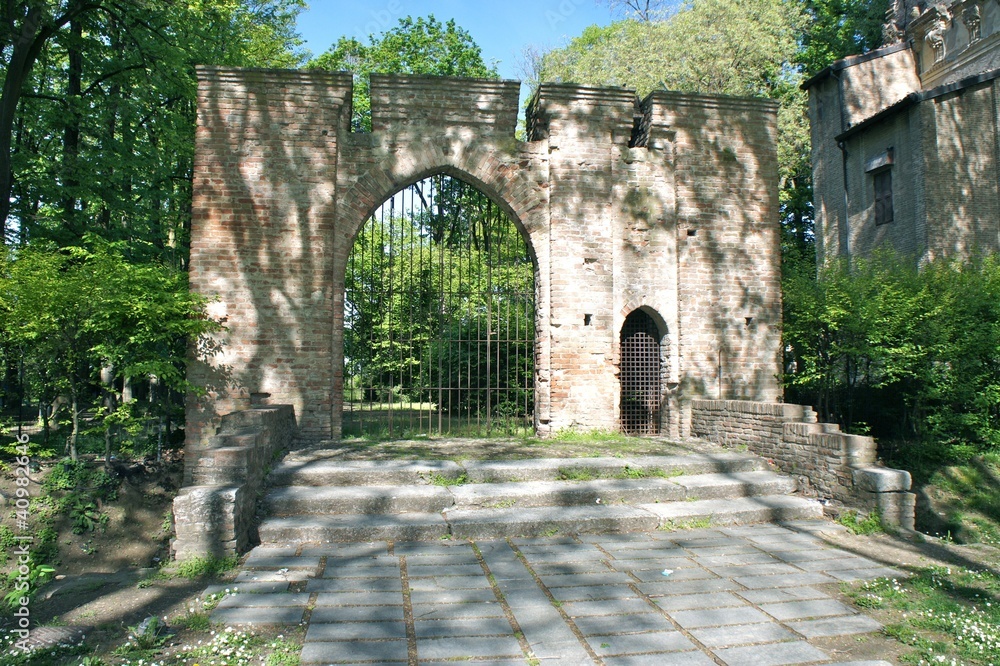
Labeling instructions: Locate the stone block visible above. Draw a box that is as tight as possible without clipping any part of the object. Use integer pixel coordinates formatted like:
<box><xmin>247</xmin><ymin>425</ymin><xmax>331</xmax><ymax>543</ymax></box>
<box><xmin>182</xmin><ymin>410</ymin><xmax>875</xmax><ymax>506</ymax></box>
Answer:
<box><xmin>853</xmin><ymin>467</ymin><xmax>911</xmax><ymax>492</ymax></box>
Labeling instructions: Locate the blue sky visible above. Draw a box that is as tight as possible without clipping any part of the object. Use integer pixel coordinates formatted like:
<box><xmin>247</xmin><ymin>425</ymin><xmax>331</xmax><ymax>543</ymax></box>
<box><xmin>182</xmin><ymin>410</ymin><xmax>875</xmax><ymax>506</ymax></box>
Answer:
<box><xmin>295</xmin><ymin>1</ymin><xmax>614</xmax><ymax>80</ymax></box>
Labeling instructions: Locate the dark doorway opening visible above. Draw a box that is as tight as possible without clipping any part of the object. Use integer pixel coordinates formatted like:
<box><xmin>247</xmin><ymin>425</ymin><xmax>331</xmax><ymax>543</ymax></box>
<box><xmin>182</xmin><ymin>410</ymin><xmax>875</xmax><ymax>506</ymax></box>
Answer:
<box><xmin>620</xmin><ymin>310</ymin><xmax>662</xmax><ymax>435</ymax></box>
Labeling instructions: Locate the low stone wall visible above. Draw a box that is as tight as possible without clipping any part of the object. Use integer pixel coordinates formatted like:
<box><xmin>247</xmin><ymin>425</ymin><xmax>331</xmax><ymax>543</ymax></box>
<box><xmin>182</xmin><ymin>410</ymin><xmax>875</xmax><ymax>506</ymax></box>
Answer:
<box><xmin>691</xmin><ymin>400</ymin><xmax>915</xmax><ymax>529</ymax></box>
<box><xmin>172</xmin><ymin>405</ymin><xmax>295</xmax><ymax>559</ymax></box>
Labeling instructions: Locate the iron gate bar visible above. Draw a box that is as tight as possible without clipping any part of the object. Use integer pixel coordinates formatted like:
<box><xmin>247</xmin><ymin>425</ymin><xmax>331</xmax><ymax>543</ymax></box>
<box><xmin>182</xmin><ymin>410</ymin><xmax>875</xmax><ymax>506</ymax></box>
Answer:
<box><xmin>344</xmin><ymin>174</ymin><xmax>535</xmax><ymax>439</ymax></box>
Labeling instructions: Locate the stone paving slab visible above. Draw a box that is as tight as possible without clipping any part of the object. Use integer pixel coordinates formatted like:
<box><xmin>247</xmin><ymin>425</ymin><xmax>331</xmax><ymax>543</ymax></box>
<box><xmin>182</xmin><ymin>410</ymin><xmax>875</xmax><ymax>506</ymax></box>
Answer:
<box><xmin>572</xmin><ymin>612</ymin><xmax>675</xmax><ymax>636</ymax></box>
<box><xmin>589</xmin><ymin>629</ymin><xmax>698</xmax><ymax>655</ymax></box>
<box><xmin>299</xmin><ymin>639</ymin><xmax>409</xmax><ymax>664</ymax></box>
<box><xmin>759</xmin><ymin>598</ymin><xmax>857</xmax><ymax>620</ymax></box>
<box><xmin>416</xmin><ymin>635</ymin><xmax>524</xmax><ymax>659</ymax></box>
<box><xmin>691</xmin><ymin>622</ymin><xmax>798</xmax><ymax>648</ymax></box>
<box><xmin>224</xmin><ymin>524</ymin><xmax>898</xmax><ymax>665</ymax></box>
<box><xmin>671</xmin><ymin>606</ymin><xmax>772</xmax><ymax>629</ymax></box>
<box><xmin>305</xmin><ymin>621</ymin><xmax>407</xmax><ymax>641</ymax></box>
<box><xmin>788</xmin><ymin>614</ymin><xmax>884</xmax><ymax>638</ymax></box>
<box><xmin>604</xmin><ymin>652</ymin><xmax>717</xmax><ymax>666</ymax></box>
<box><xmin>413</xmin><ymin>616</ymin><xmax>514</xmax><ymax>638</ymax></box>
<box><xmin>309</xmin><ymin>605</ymin><xmax>405</xmax><ymax>622</ymax></box>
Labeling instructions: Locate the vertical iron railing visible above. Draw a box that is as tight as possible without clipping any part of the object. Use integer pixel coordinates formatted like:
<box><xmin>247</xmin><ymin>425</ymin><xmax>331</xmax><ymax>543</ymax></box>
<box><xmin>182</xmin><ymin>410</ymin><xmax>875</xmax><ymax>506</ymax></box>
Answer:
<box><xmin>344</xmin><ymin>174</ymin><xmax>535</xmax><ymax>439</ymax></box>
<box><xmin>620</xmin><ymin>310</ymin><xmax>662</xmax><ymax>435</ymax></box>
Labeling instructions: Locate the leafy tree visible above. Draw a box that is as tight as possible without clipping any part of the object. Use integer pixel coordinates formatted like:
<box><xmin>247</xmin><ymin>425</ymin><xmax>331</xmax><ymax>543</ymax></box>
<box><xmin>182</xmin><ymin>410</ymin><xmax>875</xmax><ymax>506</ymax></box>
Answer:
<box><xmin>784</xmin><ymin>252</ymin><xmax>1000</xmax><ymax>464</ymax></box>
<box><xmin>797</xmin><ymin>0</ymin><xmax>891</xmax><ymax>76</ymax></box>
<box><xmin>0</xmin><ymin>238</ymin><xmax>221</xmax><ymax>459</ymax></box>
<box><xmin>307</xmin><ymin>15</ymin><xmax>498</xmax><ymax>131</ymax></box>
<box><xmin>1</xmin><ymin>0</ymin><xmax>306</xmax><ymax>248</ymax></box>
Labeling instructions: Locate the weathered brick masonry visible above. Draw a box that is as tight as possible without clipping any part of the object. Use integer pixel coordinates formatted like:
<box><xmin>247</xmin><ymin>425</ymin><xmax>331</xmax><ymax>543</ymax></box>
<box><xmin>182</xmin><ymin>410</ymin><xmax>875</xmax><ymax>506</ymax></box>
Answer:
<box><xmin>187</xmin><ymin>67</ymin><xmax>782</xmax><ymax>459</ymax></box>
<box><xmin>691</xmin><ymin>400</ymin><xmax>916</xmax><ymax>529</ymax></box>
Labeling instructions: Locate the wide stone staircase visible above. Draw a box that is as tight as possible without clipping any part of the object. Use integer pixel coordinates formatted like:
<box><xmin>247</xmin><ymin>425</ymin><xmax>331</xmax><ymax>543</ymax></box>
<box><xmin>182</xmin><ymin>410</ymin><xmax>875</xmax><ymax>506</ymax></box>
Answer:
<box><xmin>257</xmin><ymin>446</ymin><xmax>823</xmax><ymax>545</ymax></box>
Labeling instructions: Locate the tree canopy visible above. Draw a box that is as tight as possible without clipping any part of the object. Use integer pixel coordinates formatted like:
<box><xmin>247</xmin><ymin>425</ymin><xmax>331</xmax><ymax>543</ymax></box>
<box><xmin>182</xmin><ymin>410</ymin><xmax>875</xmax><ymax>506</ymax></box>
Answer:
<box><xmin>307</xmin><ymin>15</ymin><xmax>498</xmax><ymax>131</ymax></box>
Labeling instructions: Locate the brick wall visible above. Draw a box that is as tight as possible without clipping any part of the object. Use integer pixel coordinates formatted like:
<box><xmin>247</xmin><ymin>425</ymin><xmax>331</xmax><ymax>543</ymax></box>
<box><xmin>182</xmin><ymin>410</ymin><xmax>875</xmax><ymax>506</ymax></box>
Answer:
<box><xmin>188</xmin><ymin>69</ymin><xmax>784</xmax><ymax>451</ymax></box>
<box><xmin>173</xmin><ymin>405</ymin><xmax>295</xmax><ymax>558</ymax></box>
<box><xmin>691</xmin><ymin>400</ymin><xmax>915</xmax><ymax>528</ymax></box>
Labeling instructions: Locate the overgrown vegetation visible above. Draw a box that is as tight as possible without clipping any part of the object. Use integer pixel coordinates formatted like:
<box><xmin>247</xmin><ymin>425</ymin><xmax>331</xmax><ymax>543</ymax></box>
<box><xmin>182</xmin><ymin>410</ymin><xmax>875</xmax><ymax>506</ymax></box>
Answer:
<box><xmin>784</xmin><ymin>254</ymin><xmax>1000</xmax><ymax>540</ymax></box>
<box><xmin>837</xmin><ymin>509</ymin><xmax>884</xmax><ymax>535</ymax></box>
<box><xmin>846</xmin><ymin>567</ymin><xmax>1000</xmax><ymax>664</ymax></box>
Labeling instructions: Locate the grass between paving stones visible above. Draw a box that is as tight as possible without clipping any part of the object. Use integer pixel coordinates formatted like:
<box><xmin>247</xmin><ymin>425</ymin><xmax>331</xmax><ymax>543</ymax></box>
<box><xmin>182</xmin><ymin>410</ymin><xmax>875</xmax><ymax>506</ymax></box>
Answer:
<box><xmin>844</xmin><ymin>565</ymin><xmax>1000</xmax><ymax>664</ymax></box>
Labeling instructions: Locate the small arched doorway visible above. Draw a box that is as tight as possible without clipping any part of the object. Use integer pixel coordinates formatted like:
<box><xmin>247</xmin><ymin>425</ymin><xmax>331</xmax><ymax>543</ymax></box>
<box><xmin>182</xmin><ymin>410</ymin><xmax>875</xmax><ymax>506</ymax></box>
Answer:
<box><xmin>343</xmin><ymin>173</ymin><xmax>536</xmax><ymax>438</ymax></box>
<box><xmin>619</xmin><ymin>309</ymin><xmax>662</xmax><ymax>435</ymax></box>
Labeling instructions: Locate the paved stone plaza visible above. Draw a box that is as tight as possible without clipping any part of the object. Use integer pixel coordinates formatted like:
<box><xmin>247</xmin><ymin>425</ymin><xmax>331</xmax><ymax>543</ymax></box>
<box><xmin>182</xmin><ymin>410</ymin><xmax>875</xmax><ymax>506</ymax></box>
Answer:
<box><xmin>209</xmin><ymin>522</ymin><xmax>900</xmax><ymax>665</ymax></box>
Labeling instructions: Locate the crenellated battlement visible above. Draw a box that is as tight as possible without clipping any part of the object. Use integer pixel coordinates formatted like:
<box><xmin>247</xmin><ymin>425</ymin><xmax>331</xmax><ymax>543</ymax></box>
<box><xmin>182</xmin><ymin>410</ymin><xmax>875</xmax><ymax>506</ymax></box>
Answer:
<box><xmin>370</xmin><ymin>74</ymin><xmax>520</xmax><ymax>135</ymax></box>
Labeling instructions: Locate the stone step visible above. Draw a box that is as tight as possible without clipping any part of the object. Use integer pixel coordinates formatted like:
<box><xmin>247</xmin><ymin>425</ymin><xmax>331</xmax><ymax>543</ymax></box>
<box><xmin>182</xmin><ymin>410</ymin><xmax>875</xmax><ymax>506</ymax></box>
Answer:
<box><xmin>257</xmin><ymin>494</ymin><xmax>822</xmax><ymax>543</ymax></box>
<box><xmin>263</xmin><ymin>485</ymin><xmax>454</xmax><ymax>516</ymax></box>
<box><xmin>641</xmin><ymin>495</ymin><xmax>824</xmax><ymax>527</ymax></box>
<box><xmin>266</xmin><ymin>453</ymin><xmax>764</xmax><ymax>487</ymax></box>
<box><xmin>262</xmin><ymin>471</ymin><xmax>795</xmax><ymax>516</ymax></box>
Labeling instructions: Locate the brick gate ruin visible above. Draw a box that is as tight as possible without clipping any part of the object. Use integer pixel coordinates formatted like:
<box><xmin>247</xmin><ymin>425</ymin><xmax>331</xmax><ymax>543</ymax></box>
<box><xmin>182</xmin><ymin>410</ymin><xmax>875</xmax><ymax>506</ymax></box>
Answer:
<box><xmin>174</xmin><ymin>67</ymin><xmax>919</xmax><ymax>558</ymax></box>
<box><xmin>186</xmin><ymin>67</ymin><xmax>782</xmax><ymax>458</ymax></box>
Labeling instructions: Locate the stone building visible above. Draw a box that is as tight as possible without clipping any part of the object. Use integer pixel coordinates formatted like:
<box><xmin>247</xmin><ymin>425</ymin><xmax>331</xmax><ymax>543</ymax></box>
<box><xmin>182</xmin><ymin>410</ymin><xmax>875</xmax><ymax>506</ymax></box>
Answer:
<box><xmin>805</xmin><ymin>0</ymin><xmax>1000</xmax><ymax>263</ymax></box>
<box><xmin>185</xmin><ymin>67</ymin><xmax>782</xmax><ymax>465</ymax></box>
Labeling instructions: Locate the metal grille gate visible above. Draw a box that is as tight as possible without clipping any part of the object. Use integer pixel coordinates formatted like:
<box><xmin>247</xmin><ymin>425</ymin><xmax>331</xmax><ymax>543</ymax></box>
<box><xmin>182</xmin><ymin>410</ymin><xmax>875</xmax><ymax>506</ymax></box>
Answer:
<box><xmin>620</xmin><ymin>310</ymin><xmax>662</xmax><ymax>435</ymax></box>
<box><xmin>344</xmin><ymin>174</ymin><xmax>535</xmax><ymax>438</ymax></box>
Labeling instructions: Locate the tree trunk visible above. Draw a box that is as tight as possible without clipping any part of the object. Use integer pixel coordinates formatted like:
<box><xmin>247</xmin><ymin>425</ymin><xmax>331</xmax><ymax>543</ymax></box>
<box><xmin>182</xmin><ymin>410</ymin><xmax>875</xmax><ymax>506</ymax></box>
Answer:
<box><xmin>61</xmin><ymin>15</ymin><xmax>84</xmax><ymax>236</ymax></box>
<box><xmin>0</xmin><ymin>4</ymin><xmax>46</xmax><ymax>231</ymax></box>
<box><xmin>68</xmin><ymin>386</ymin><xmax>79</xmax><ymax>461</ymax></box>
<box><xmin>101</xmin><ymin>364</ymin><xmax>116</xmax><ymax>461</ymax></box>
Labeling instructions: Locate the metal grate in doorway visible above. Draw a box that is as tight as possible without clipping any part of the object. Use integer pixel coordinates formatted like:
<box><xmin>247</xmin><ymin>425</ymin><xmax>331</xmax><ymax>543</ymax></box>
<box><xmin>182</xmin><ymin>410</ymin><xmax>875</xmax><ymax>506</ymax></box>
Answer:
<box><xmin>343</xmin><ymin>174</ymin><xmax>535</xmax><ymax>439</ymax></box>
<box><xmin>620</xmin><ymin>310</ymin><xmax>661</xmax><ymax>435</ymax></box>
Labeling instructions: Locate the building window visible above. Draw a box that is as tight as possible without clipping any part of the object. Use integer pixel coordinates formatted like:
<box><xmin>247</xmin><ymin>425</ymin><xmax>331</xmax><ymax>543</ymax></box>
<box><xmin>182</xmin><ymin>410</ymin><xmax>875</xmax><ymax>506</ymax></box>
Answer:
<box><xmin>874</xmin><ymin>169</ymin><xmax>893</xmax><ymax>225</ymax></box>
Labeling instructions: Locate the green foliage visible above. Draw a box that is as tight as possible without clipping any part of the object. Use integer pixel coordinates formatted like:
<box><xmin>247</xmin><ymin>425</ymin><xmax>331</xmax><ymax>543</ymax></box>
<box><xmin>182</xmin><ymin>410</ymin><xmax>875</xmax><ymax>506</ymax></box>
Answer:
<box><xmin>2</xmin><ymin>0</ymin><xmax>306</xmax><ymax>246</ymax></box>
<box><xmin>784</xmin><ymin>253</ymin><xmax>1000</xmax><ymax>462</ymax></box>
<box><xmin>797</xmin><ymin>0</ymin><xmax>891</xmax><ymax>76</ymax></box>
<box><xmin>308</xmin><ymin>15</ymin><xmax>498</xmax><ymax>131</ymax></box>
<box><xmin>175</xmin><ymin>555</ymin><xmax>239</xmax><ymax>580</ymax></box>
<box><xmin>0</xmin><ymin>239</ymin><xmax>222</xmax><ymax>458</ymax></box>
<box><xmin>837</xmin><ymin>509</ymin><xmax>884</xmax><ymax>535</ymax></box>
<box><xmin>429</xmin><ymin>473</ymin><xmax>468</xmax><ymax>487</ymax></box>
<box><xmin>541</xmin><ymin>1</ymin><xmax>806</xmax><ymax>99</ymax></box>
<box><xmin>3</xmin><ymin>559</ymin><xmax>55</xmax><ymax>609</ymax></box>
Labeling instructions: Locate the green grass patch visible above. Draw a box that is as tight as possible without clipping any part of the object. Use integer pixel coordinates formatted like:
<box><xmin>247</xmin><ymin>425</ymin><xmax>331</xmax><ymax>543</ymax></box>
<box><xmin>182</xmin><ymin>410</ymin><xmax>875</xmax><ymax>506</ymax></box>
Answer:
<box><xmin>845</xmin><ymin>566</ymin><xmax>1000</xmax><ymax>664</ymax></box>
<box><xmin>921</xmin><ymin>453</ymin><xmax>1000</xmax><ymax>545</ymax></box>
<box><xmin>837</xmin><ymin>509</ymin><xmax>884</xmax><ymax>535</ymax></box>
<box><xmin>429</xmin><ymin>473</ymin><xmax>468</xmax><ymax>486</ymax></box>
<box><xmin>660</xmin><ymin>517</ymin><xmax>712</xmax><ymax>531</ymax></box>
<box><xmin>174</xmin><ymin>555</ymin><xmax>239</xmax><ymax>580</ymax></box>
<box><xmin>549</xmin><ymin>428</ymin><xmax>631</xmax><ymax>443</ymax></box>
<box><xmin>557</xmin><ymin>467</ymin><xmax>598</xmax><ymax>481</ymax></box>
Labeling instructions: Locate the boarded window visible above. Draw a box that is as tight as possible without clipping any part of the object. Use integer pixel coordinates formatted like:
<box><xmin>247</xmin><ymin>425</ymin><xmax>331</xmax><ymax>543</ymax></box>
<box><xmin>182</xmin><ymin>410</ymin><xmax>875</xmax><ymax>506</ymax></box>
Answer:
<box><xmin>874</xmin><ymin>169</ymin><xmax>893</xmax><ymax>225</ymax></box>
